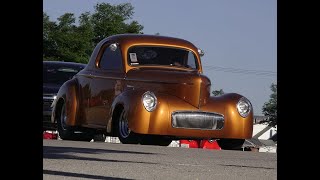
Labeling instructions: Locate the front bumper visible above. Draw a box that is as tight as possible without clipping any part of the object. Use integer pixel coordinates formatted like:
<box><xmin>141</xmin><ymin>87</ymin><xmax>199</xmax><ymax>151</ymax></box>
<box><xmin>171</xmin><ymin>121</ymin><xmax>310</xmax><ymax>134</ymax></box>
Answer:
<box><xmin>43</xmin><ymin>94</ymin><xmax>56</xmax><ymax>130</ymax></box>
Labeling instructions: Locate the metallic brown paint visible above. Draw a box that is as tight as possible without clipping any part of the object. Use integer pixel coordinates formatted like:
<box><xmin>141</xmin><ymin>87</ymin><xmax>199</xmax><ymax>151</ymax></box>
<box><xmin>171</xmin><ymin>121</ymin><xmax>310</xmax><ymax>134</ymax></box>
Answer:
<box><xmin>51</xmin><ymin>34</ymin><xmax>253</xmax><ymax>140</ymax></box>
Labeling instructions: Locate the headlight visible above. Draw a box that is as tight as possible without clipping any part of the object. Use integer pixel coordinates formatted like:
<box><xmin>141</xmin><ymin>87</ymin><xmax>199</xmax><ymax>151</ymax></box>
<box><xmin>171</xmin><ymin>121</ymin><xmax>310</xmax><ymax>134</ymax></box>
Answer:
<box><xmin>236</xmin><ymin>97</ymin><xmax>252</xmax><ymax>118</ymax></box>
<box><xmin>142</xmin><ymin>91</ymin><xmax>157</xmax><ymax>112</ymax></box>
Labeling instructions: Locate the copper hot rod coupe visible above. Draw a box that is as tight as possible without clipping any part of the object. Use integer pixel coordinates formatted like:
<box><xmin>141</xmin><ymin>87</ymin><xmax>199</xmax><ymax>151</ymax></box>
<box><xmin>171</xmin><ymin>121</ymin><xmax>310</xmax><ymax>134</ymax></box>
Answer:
<box><xmin>51</xmin><ymin>34</ymin><xmax>253</xmax><ymax>149</ymax></box>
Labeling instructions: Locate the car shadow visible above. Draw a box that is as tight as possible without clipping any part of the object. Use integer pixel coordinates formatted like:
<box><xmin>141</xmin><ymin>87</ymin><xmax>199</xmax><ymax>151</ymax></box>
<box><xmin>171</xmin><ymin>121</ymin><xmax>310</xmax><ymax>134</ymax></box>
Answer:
<box><xmin>43</xmin><ymin>169</ymin><xmax>133</xmax><ymax>180</ymax></box>
<box><xmin>43</xmin><ymin>145</ymin><xmax>158</xmax><ymax>155</ymax></box>
<box><xmin>43</xmin><ymin>146</ymin><xmax>159</xmax><ymax>165</ymax></box>
<box><xmin>218</xmin><ymin>164</ymin><xmax>275</xmax><ymax>170</ymax></box>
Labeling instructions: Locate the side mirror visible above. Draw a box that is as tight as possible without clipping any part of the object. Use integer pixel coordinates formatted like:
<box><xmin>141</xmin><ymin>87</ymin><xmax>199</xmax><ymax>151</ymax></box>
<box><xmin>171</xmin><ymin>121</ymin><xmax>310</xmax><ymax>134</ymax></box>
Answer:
<box><xmin>198</xmin><ymin>48</ymin><xmax>205</xmax><ymax>57</ymax></box>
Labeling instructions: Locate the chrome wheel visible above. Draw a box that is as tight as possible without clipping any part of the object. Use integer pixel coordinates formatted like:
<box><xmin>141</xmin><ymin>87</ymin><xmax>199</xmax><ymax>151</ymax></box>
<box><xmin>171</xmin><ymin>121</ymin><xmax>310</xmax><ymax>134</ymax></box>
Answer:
<box><xmin>57</xmin><ymin>100</ymin><xmax>94</xmax><ymax>141</ymax></box>
<box><xmin>116</xmin><ymin>109</ymin><xmax>139</xmax><ymax>144</ymax></box>
<box><xmin>60</xmin><ymin>103</ymin><xmax>67</xmax><ymax>130</ymax></box>
<box><xmin>119</xmin><ymin>111</ymin><xmax>130</xmax><ymax>138</ymax></box>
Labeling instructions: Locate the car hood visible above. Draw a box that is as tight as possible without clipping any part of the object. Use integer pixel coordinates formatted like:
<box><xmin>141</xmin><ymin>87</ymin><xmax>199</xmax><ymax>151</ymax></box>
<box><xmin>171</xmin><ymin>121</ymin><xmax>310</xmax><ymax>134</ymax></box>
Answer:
<box><xmin>43</xmin><ymin>83</ymin><xmax>61</xmax><ymax>95</ymax></box>
<box><xmin>126</xmin><ymin>67</ymin><xmax>211</xmax><ymax>108</ymax></box>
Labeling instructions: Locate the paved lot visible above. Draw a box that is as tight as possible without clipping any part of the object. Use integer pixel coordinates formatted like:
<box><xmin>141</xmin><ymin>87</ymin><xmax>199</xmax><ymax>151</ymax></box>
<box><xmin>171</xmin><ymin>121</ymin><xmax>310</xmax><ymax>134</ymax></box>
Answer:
<box><xmin>43</xmin><ymin>140</ymin><xmax>277</xmax><ymax>180</ymax></box>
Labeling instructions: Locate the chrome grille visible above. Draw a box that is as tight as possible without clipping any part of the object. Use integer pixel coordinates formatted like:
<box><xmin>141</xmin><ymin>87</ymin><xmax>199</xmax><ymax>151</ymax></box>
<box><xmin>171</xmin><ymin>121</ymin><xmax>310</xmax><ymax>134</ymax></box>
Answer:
<box><xmin>43</xmin><ymin>95</ymin><xmax>55</xmax><ymax>109</ymax></box>
<box><xmin>171</xmin><ymin>111</ymin><xmax>224</xmax><ymax>130</ymax></box>
<box><xmin>43</xmin><ymin>98</ymin><xmax>54</xmax><ymax>109</ymax></box>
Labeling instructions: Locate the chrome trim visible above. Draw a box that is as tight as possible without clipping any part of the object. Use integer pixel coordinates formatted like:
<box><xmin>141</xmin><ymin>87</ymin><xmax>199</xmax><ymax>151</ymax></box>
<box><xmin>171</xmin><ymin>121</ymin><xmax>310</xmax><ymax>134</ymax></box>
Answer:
<box><xmin>198</xmin><ymin>74</ymin><xmax>202</xmax><ymax>109</ymax></box>
<box><xmin>236</xmin><ymin>97</ymin><xmax>252</xmax><ymax>118</ymax></box>
<box><xmin>198</xmin><ymin>48</ymin><xmax>205</xmax><ymax>57</ymax></box>
<box><xmin>141</xmin><ymin>91</ymin><xmax>157</xmax><ymax>112</ymax></box>
<box><xmin>43</xmin><ymin>93</ymin><xmax>56</xmax><ymax>96</ymax></box>
<box><xmin>79</xmin><ymin>73</ymin><xmax>125</xmax><ymax>80</ymax></box>
<box><xmin>171</xmin><ymin>111</ymin><xmax>224</xmax><ymax>130</ymax></box>
<box><xmin>43</xmin><ymin>96</ymin><xmax>55</xmax><ymax>100</ymax></box>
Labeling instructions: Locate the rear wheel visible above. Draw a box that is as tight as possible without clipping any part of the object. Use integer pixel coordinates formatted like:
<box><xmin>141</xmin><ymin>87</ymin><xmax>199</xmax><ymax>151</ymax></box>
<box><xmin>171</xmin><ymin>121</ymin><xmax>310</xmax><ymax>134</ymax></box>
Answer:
<box><xmin>217</xmin><ymin>139</ymin><xmax>245</xmax><ymax>150</ymax></box>
<box><xmin>57</xmin><ymin>101</ymin><xmax>93</xmax><ymax>141</ymax></box>
<box><xmin>116</xmin><ymin>109</ymin><xmax>139</xmax><ymax>144</ymax></box>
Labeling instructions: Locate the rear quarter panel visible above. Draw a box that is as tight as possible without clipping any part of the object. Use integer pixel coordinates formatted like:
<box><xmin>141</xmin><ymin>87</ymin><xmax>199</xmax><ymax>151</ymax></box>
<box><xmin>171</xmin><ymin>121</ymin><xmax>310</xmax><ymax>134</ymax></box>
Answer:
<box><xmin>51</xmin><ymin>78</ymin><xmax>84</xmax><ymax>126</ymax></box>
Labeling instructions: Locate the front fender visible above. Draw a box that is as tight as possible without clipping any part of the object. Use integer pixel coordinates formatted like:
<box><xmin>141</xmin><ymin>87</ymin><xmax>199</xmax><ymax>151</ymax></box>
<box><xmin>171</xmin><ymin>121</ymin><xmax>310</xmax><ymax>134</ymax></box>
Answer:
<box><xmin>109</xmin><ymin>90</ymin><xmax>171</xmax><ymax>134</ymax></box>
<box><xmin>51</xmin><ymin>78</ymin><xmax>81</xmax><ymax>126</ymax></box>
<box><xmin>108</xmin><ymin>90</ymin><xmax>139</xmax><ymax>133</ymax></box>
<box><xmin>201</xmin><ymin>93</ymin><xmax>254</xmax><ymax>139</ymax></box>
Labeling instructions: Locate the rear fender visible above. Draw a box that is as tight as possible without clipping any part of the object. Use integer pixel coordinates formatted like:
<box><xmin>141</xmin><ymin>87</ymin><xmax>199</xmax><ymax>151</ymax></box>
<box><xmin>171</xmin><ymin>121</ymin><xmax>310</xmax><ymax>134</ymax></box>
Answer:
<box><xmin>51</xmin><ymin>79</ymin><xmax>82</xmax><ymax>126</ymax></box>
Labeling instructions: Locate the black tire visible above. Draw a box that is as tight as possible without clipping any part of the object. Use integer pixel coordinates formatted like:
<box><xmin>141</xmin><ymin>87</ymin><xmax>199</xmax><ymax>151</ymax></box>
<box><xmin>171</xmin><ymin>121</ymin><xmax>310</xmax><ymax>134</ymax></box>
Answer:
<box><xmin>93</xmin><ymin>134</ymin><xmax>106</xmax><ymax>142</ymax></box>
<box><xmin>116</xmin><ymin>109</ymin><xmax>139</xmax><ymax>144</ymax></box>
<box><xmin>217</xmin><ymin>139</ymin><xmax>245</xmax><ymax>150</ymax></box>
<box><xmin>140</xmin><ymin>135</ymin><xmax>172</xmax><ymax>146</ymax></box>
<box><xmin>57</xmin><ymin>101</ymin><xmax>93</xmax><ymax>141</ymax></box>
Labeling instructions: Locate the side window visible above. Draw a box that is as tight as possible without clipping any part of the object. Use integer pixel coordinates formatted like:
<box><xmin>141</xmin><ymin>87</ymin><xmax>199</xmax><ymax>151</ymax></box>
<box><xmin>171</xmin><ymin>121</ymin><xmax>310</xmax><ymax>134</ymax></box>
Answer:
<box><xmin>99</xmin><ymin>44</ymin><xmax>123</xmax><ymax>70</ymax></box>
<box><xmin>187</xmin><ymin>51</ymin><xmax>197</xmax><ymax>69</ymax></box>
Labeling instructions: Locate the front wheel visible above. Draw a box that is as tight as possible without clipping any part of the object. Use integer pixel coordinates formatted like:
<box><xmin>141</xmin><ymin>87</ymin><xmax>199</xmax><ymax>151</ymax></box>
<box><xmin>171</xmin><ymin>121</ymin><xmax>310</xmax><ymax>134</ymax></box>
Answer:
<box><xmin>116</xmin><ymin>109</ymin><xmax>139</xmax><ymax>144</ymax></box>
<box><xmin>217</xmin><ymin>139</ymin><xmax>245</xmax><ymax>150</ymax></box>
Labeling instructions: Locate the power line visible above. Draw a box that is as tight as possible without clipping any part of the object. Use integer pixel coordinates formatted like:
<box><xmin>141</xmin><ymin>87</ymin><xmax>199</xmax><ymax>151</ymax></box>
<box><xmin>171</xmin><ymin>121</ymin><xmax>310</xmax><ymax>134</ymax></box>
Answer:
<box><xmin>202</xmin><ymin>65</ymin><xmax>277</xmax><ymax>77</ymax></box>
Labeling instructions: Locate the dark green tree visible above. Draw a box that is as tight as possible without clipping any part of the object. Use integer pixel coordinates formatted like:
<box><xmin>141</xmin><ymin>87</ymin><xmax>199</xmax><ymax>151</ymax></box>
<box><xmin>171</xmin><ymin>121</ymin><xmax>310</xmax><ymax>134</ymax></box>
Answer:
<box><xmin>43</xmin><ymin>12</ymin><xmax>91</xmax><ymax>63</ymax></box>
<box><xmin>91</xmin><ymin>3</ymin><xmax>144</xmax><ymax>44</ymax></box>
<box><xmin>43</xmin><ymin>2</ymin><xmax>144</xmax><ymax>63</ymax></box>
<box><xmin>262</xmin><ymin>83</ymin><xmax>277</xmax><ymax>127</ymax></box>
<box><xmin>54</xmin><ymin>13</ymin><xmax>82</xmax><ymax>62</ymax></box>
<box><xmin>43</xmin><ymin>12</ymin><xmax>59</xmax><ymax>60</ymax></box>
<box><xmin>212</xmin><ymin>89</ymin><xmax>224</xmax><ymax>96</ymax></box>
<box><xmin>78</xmin><ymin>12</ymin><xmax>95</xmax><ymax>56</ymax></box>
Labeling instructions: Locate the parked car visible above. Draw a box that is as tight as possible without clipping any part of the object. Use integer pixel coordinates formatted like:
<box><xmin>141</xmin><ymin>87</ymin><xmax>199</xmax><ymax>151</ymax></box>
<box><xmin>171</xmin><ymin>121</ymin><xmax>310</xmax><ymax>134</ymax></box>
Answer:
<box><xmin>43</xmin><ymin>61</ymin><xmax>86</xmax><ymax>130</ymax></box>
<box><xmin>51</xmin><ymin>34</ymin><xmax>253</xmax><ymax>148</ymax></box>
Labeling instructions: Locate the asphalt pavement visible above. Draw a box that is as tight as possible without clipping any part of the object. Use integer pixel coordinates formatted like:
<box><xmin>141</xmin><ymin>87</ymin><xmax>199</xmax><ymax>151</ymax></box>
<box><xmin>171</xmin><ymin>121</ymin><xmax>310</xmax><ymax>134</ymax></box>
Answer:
<box><xmin>43</xmin><ymin>139</ymin><xmax>277</xmax><ymax>180</ymax></box>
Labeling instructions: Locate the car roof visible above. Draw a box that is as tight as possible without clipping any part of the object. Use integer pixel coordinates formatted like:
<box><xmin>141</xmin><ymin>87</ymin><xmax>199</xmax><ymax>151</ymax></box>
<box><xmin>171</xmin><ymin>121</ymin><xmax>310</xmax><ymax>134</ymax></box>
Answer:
<box><xmin>86</xmin><ymin>34</ymin><xmax>201</xmax><ymax>70</ymax></box>
<box><xmin>104</xmin><ymin>34</ymin><xmax>197</xmax><ymax>48</ymax></box>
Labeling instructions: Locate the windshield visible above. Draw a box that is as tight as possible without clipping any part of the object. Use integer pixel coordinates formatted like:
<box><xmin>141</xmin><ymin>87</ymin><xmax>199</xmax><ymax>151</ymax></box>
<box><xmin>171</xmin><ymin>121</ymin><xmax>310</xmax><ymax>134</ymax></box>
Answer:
<box><xmin>43</xmin><ymin>63</ymin><xmax>85</xmax><ymax>85</ymax></box>
<box><xmin>127</xmin><ymin>46</ymin><xmax>199</xmax><ymax>70</ymax></box>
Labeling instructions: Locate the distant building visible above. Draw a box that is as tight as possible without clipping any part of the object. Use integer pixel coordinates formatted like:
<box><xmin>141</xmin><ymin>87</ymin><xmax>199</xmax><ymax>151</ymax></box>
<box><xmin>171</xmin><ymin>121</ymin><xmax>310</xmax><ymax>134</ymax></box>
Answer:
<box><xmin>253</xmin><ymin>115</ymin><xmax>268</xmax><ymax>124</ymax></box>
<box><xmin>243</xmin><ymin>119</ymin><xmax>277</xmax><ymax>153</ymax></box>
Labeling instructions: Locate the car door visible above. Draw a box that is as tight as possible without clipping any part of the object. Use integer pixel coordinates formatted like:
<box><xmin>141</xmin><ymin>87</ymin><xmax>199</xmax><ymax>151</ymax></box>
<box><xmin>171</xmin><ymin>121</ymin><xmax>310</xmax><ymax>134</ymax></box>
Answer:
<box><xmin>76</xmin><ymin>67</ymin><xmax>94</xmax><ymax>125</ymax></box>
<box><xmin>87</xmin><ymin>42</ymin><xmax>125</xmax><ymax>127</ymax></box>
